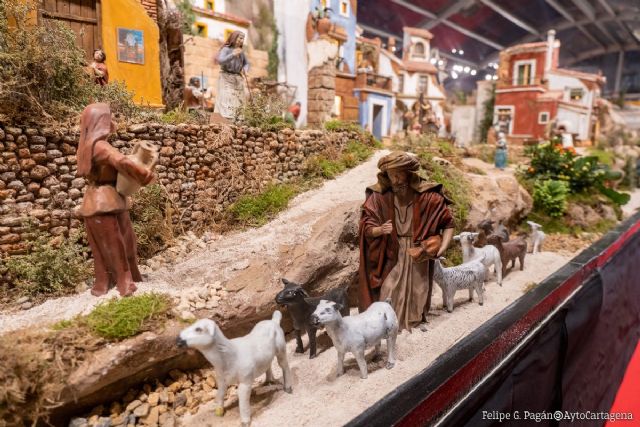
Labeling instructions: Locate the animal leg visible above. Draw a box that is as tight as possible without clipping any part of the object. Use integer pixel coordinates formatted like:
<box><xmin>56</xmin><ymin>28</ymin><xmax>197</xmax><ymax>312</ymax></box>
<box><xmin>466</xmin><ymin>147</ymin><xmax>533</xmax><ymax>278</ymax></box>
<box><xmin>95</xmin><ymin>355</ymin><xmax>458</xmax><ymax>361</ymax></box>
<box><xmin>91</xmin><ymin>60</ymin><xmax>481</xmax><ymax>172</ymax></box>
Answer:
<box><xmin>478</xmin><ymin>283</ymin><xmax>485</xmax><ymax>306</ymax></box>
<box><xmin>308</xmin><ymin>327</ymin><xmax>317</xmax><ymax>359</ymax></box>
<box><xmin>238</xmin><ymin>382</ymin><xmax>252</xmax><ymax>427</ymax></box>
<box><xmin>373</xmin><ymin>341</ymin><xmax>382</xmax><ymax>361</ymax></box>
<box><xmin>495</xmin><ymin>258</ymin><xmax>503</xmax><ymax>286</ymax></box>
<box><xmin>447</xmin><ymin>289</ymin><xmax>454</xmax><ymax>313</ymax></box>
<box><xmin>294</xmin><ymin>329</ymin><xmax>304</xmax><ymax>353</ymax></box>
<box><xmin>386</xmin><ymin>331</ymin><xmax>397</xmax><ymax>369</ymax></box>
<box><xmin>336</xmin><ymin>351</ymin><xmax>345</xmax><ymax>377</ymax></box>
<box><xmin>519</xmin><ymin>253</ymin><xmax>525</xmax><ymax>271</ymax></box>
<box><xmin>276</xmin><ymin>347</ymin><xmax>293</xmax><ymax>393</ymax></box>
<box><xmin>355</xmin><ymin>349</ymin><xmax>368</xmax><ymax>379</ymax></box>
<box><xmin>264</xmin><ymin>366</ymin><xmax>275</xmax><ymax>384</ymax></box>
<box><xmin>468</xmin><ymin>286</ymin><xmax>473</xmax><ymax>302</ymax></box>
<box><xmin>214</xmin><ymin>379</ymin><xmax>227</xmax><ymax>417</ymax></box>
<box><xmin>511</xmin><ymin>259</ymin><xmax>516</xmax><ymax>268</ymax></box>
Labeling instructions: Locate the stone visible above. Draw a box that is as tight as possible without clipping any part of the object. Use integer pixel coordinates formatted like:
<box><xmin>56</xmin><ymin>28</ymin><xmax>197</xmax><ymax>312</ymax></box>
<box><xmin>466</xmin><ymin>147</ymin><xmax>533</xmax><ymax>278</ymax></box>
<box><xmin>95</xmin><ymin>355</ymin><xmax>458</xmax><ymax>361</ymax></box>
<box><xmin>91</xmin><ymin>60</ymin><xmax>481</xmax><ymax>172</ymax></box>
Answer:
<box><xmin>69</xmin><ymin>418</ymin><xmax>88</xmax><ymax>427</ymax></box>
<box><xmin>30</xmin><ymin>165</ymin><xmax>50</xmax><ymax>180</ymax></box>
<box><xmin>142</xmin><ymin>406</ymin><xmax>159</xmax><ymax>426</ymax></box>
<box><xmin>21</xmin><ymin>302</ymin><xmax>33</xmax><ymax>310</ymax></box>
<box><xmin>125</xmin><ymin>399</ymin><xmax>142</xmax><ymax>412</ymax></box>
<box><xmin>180</xmin><ymin>310</ymin><xmax>196</xmax><ymax>320</ymax></box>
<box><xmin>133</xmin><ymin>402</ymin><xmax>150</xmax><ymax>417</ymax></box>
<box><xmin>147</xmin><ymin>392</ymin><xmax>160</xmax><ymax>406</ymax></box>
<box><xmin>174</xmin><ymin>392</ymin><xmax>187</xmax><ymax>407</ymax></box>
<box><xmin>16</xmin><ymin>296</ymin><xmax>29</xmax><ymax>304</ymax></box>
<box><xmin>158</xmin><ymin>413</ymin><xmax>175</xmax><ymax>427</ymax></box>
<box><xmin>7</xmin><ymin>180</ymin><xmax>25</xmax><ymax>191</ymax></box>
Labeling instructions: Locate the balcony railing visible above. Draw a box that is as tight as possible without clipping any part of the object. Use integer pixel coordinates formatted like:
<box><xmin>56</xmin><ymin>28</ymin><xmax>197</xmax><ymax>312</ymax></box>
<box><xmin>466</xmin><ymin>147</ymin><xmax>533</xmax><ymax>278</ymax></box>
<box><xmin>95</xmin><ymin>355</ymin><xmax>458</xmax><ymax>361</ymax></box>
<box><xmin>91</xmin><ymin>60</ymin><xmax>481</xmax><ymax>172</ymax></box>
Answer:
<box><xmin>356</xmin><ymin>71</ymin><xmax>392</xmax><ymax>92</ymax></box>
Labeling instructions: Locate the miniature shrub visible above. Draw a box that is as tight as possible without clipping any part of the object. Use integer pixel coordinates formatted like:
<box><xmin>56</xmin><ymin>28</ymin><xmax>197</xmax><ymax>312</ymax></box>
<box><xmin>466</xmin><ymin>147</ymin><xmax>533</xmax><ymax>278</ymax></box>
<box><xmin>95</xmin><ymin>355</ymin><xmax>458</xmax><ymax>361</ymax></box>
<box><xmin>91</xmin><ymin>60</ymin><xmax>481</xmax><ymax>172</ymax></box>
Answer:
<box><xmin>306</xmin><ymin>140</ymin><xmax>375</xmax><ymax>178</ymax></box>
<box><xmin>84</xmin><ymin>293</ymin><xmax>171</xmax><ymax>340</ymax></box>
<box><xmin>5</xmin><ymin>228</ymin><xmax>91</xmax><ymax>296</ymax></box>
<box><xmin>130</xmin><ymin>184</ymin><xmax>175</xmax><ymax>260</ymax></box>
<box><xmin>324</xmin><ymin>119</ymin><xmax>363</xmax><ymax>133</ymax></box>
<box><xmin>524</xmin><ymin>141</ymin><xmax>629</xmax><ymax>205</ymax></box>
<box><xmin>159</xmin><ymin>107</ymin><xmax>208</xmax><ymax>124</ymax></box>
<box><xmin>229</xmin><ymin>184</ymin><xmax>298</xmax><ymax>226</ymax></box>
<box><xmin>533</xmin><ymin>179</ymin><xmax>569</xmax><ymax>218</ymax></box>
<box><xmin>235</xmin><ymin>90</ymin><xmax>293</xmax><ymax>132</ymax></box>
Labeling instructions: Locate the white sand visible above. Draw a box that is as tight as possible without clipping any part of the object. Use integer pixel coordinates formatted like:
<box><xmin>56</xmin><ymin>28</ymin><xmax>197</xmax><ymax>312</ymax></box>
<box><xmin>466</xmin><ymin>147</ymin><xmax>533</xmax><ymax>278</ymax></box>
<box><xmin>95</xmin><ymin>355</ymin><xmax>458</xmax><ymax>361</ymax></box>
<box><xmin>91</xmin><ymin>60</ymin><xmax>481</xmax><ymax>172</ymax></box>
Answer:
<box><xmin>182</xmin><ymin>251</ymin><xmax>573</xmax><ymax>427</ymax></box>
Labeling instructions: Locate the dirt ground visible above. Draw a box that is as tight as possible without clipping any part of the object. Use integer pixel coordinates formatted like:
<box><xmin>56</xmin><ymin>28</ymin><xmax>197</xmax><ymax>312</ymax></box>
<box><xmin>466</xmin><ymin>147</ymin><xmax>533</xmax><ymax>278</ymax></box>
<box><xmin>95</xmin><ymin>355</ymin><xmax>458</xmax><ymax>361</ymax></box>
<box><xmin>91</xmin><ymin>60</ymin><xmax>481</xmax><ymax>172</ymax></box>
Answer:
<box><xmin>181</xmin><ymin>252</ymin><xmax>572</xmax><ymax>427</ymax></box>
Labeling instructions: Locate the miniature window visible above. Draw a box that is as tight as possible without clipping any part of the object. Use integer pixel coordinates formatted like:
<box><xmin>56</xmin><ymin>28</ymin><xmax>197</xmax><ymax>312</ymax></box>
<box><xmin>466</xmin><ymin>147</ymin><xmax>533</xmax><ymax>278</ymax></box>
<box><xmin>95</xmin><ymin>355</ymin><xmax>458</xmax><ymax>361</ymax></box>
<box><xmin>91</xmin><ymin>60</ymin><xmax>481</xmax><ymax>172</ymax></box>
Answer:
<box><xmin>418</xmin><ymin>75</ymin><xmax>429</xmax><ymax>93</ymax></box>
<box><xmin>570</xmin><ymin>88</ymin><xmax>584</xmax><ymax>101</ymax></box>
<box><xmin>205</xmin><ymin>0</ymin><xmax>214</xmax><ymax>10</ymax></box>
<box><xmin>538</xmin><ymin>112</ymin><xmax>550</xmax><ymax>124</ymax></box>
<box><xmin>195</xmin><ymin>23</ymin><xmax>207</xmax><ymax>38</ymax></box>
<box><xmin>224</xmin><ymin>28</ymin><xmax>235</xmax><ymax>42</ymax></box>
<box><xmin>320</xmin><ymin>0</ymin><xmax>329</xmax><ymax>8</ymax></box>
<box><xmin>514</xmin><ymin>60</ymin><xmax>535</xmax><ymax>85</ymax></box>
<box><xmin>339</xmin><ymin>0</ymin><xmax>349</xmax><ymax>16</ymax></box>
<box><xmin>413</xmin><ymin>42</ymin><xmax>426</xmax><ymax>59</ymax></box>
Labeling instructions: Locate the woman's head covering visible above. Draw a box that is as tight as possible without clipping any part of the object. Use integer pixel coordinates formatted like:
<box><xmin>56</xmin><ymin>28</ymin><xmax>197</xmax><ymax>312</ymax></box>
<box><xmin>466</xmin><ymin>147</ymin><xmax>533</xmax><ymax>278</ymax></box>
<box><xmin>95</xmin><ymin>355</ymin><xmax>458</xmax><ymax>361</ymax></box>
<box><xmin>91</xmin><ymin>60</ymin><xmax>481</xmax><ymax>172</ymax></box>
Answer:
<box><xmin>215</xmin><ymin>31</ymin><xmax>245</xmax><ymax>64</ymax></box>
<box><xmin>77</xmin><ymin>103</ymin><xmax>112</xmax><ymax>178</ymax></box>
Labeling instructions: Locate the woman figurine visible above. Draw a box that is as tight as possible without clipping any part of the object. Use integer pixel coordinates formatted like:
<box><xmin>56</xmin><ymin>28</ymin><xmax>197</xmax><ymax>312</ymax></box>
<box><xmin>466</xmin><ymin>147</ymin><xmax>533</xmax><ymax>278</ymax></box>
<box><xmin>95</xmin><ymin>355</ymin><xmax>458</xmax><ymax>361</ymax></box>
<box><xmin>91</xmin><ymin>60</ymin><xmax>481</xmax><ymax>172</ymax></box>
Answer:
<box><xmin>214</xmin><ymin>31</ymin><xmax>250</xmax><ymax>120</ymax></box>
<box><xmin>90</xmin><ymin>49</ymin><xmax>109</xmax><ymax>86</ymax></box>
<box><xmin>76</xmin><ymin>103</ymin><xmax>154</xmax><ymax>297</ymax></box>
<box><xmin>494</xmin><ymin>131</ymin><xmax>508</xmax><ymax>170</ymax></box>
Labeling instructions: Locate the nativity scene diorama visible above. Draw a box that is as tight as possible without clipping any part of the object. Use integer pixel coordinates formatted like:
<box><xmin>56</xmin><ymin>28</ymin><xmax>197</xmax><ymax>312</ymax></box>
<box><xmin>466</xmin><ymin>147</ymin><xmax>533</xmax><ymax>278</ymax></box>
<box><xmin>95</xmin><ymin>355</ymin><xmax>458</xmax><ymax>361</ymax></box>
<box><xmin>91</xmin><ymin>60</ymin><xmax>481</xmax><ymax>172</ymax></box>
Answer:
<box><xmin>1</xmin><ymin>0</ymin><xmax>639</xmax><ymax>426</ymax></box>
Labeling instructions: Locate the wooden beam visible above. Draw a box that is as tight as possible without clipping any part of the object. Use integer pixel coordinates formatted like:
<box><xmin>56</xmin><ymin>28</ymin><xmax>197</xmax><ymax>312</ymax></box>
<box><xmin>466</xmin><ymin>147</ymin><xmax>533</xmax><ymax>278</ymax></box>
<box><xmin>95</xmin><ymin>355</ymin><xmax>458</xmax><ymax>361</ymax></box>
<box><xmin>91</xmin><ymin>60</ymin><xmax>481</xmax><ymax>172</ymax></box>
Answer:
<box><xmin>478</xmin><ymin>0</ymin><xmax>540</xmax><ymax>36</ymax></box>
<box><xmin>41</xmin><ymin>10</ymin><xmax>98</xmax><ymax>24</ymax></box>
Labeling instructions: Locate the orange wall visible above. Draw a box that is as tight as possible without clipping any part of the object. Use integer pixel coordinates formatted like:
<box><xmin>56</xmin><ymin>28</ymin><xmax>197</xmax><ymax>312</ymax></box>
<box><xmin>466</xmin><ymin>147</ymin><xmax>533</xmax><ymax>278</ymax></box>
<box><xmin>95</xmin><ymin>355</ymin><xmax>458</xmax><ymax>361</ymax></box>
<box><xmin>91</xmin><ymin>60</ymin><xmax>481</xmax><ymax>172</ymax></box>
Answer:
<box><xmin>101</xmin><ymin>0</ymin><xmax>163</xmax><ymax>107</ymax></box>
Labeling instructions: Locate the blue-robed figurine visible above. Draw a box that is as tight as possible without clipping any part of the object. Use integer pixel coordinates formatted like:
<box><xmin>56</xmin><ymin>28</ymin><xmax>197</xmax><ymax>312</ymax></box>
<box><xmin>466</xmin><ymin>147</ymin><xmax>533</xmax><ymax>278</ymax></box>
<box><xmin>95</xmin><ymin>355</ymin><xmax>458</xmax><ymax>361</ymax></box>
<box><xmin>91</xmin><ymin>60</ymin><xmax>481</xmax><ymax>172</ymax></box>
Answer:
<box><xmin>495</xmin><ymin>131</ymin><xmax>508</xmax><ymax>170</ymax></box>
<box><xmin>215</xmin><ymin>31</ymin><xmax>250</xmax><ymax>120</ymax></box>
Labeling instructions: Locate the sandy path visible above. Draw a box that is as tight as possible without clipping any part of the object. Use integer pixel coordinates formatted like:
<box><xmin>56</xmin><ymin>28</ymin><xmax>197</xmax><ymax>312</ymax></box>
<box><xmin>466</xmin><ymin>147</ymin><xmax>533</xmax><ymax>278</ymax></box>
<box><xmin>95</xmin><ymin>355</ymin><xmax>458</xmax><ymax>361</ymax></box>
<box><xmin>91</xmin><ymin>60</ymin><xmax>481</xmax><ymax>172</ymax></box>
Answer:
<box><xmin>182</xmin><ymin>252</ymin><xmax>572</xmax><ymax>427</ymax></box>
<box><xmin>622</xmin><ymin>188</ymin><xmax>640</xmax><ymax>218</ymax></box>
<box><xmin>0</xmin><ymin>151</ymin><xmax>389</xmax><ymax>334</ymax></box>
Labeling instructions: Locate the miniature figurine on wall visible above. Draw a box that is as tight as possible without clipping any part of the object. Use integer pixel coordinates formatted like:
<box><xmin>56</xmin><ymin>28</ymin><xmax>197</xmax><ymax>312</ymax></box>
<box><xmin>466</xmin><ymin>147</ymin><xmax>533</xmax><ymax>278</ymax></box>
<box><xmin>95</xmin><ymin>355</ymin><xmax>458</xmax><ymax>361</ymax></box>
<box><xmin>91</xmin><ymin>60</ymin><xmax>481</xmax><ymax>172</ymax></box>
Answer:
<box><xmin>184</xmin><ymin>77</ymin><xmax>204</xmax><ymax>111</ymax></box>
<box><xmin>215</xmin><ymin>31</ymin><xmax>249</xmax><ymax>120</ymax></box>
<box><xmin>76</xmin><ymin>103</ymin><xmax>154</xmax><ymax>297</ymax></box>
<box><xmin>494</xmin><ymin>131</ymin><xmax>508</xmax><ymax>170</ymax></box>
<box><xmin>89</xmin><ymin>49</ymin><xmax>109</xmax><ymax>86</ymax></box>
<box><xmin>358</xmin><ymin>151</ymin><xmax>455</xmax><ymax>331</ymax></box>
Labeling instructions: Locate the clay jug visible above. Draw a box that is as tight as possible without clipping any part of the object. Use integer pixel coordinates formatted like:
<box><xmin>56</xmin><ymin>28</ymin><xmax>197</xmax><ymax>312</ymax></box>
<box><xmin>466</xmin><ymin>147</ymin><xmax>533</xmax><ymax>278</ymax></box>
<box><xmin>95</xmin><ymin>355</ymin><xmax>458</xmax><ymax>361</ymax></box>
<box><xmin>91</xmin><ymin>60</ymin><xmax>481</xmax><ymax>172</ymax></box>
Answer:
<box><xmin>116</xmin><ymin>140</ymin><xmax>158</xmax><ymax>196</ymax></box>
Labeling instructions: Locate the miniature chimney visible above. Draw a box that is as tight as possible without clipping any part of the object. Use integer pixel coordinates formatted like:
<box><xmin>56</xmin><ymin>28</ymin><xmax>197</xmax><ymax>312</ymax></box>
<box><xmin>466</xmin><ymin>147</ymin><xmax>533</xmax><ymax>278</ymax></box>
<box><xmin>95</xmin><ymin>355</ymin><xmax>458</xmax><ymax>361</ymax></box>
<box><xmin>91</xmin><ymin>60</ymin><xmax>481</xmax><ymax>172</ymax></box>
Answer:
<box><xmin>388</xmin><ymin>37</ymin><xmax>396</xmax><ymax>52</ymax></box>
<box><xmin>545</xmin><ymin>30</ymin><xmax>556</xmax><ymax>72</ymax></box>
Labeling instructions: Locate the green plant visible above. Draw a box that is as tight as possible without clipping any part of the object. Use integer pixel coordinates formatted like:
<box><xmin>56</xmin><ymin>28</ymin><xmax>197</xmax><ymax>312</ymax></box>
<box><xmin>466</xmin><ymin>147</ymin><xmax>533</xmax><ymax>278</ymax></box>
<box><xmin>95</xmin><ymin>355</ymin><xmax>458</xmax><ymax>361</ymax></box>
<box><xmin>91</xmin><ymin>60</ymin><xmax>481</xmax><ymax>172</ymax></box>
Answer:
<box><xmin>5</xmin><ymin>227</ymin><xmax>91</xmax><ymax>296</ymax></box>
<box><xmin>175</xmin><ymin>0</ymin><xmax>196</xmax><ymax>36</ymax></box>
<box><xmin>324</xmin><ymin>119</ymin><xmax>363</xmax><ymax>133</ymax></box>
<box><xmin>587</xmin><ymin>148</ymin><xmax>614</xmax><ymax>167</ymax></box>
<box><xmin>130</xmin><ymin>184</ymin><xmax>174</xmax><ymax>259</ymax></box>
<box><xmin>235</xmin><ymin>89</ymin><xmax>292</xmax><ymax>131</ymax></box>
<box><xmin>85</xmin><ymin>293</ymin><xmax>171</xmax><ymax>340</ymax></box>
<box><xmin>418</xmin><ymin>154</ymin><xmax>471</xmax><ymax>232</ymax></box>
<box><xmin>533</xmin><ymin>179</ymin><xmax>569</xmax><ymax>218</ymax></box>
<box><xmin>478</xmin><ymin>83</ymin><xmax>496</xmax><ymax>143</ymax></box>
<box><xmin>159</xmin><ymin>107</ymin><xmax>207</xmax><ymax>124</ymax></box>
<box><xmin>229</xmin><ymin>184</ymin><xmax>298</xmax><ymax>225</ymax></box>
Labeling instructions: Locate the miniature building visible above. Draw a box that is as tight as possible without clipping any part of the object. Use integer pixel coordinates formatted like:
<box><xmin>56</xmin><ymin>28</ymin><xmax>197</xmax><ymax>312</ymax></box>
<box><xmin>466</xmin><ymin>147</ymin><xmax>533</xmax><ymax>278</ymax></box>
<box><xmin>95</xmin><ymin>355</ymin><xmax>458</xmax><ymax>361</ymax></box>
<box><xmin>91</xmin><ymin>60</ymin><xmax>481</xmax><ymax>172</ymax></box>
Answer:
<box><xmin>494</xmin><ymin>30</ymin><xmax>605</xmax><ymax>143</ymax></box>
<box><xmin>190</xmin><ymin>0</ymin><xmax>251</xmax><ymax>43</ymax></box>
<box><xmin>39</xmin><ymin>0</ymin><xmax>163</xmax><ymax>106</ymax></box>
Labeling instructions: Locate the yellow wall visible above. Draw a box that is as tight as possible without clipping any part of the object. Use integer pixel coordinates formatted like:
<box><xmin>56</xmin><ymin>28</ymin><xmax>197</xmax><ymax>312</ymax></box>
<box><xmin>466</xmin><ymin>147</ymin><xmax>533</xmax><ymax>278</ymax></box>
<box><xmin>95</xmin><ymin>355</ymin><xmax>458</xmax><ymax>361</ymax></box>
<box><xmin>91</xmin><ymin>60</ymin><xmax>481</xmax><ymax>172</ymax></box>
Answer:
<box><xmin>101</xmin><ymin>0</ymin><xmax>164</xmax><ymax>107</ymax></box>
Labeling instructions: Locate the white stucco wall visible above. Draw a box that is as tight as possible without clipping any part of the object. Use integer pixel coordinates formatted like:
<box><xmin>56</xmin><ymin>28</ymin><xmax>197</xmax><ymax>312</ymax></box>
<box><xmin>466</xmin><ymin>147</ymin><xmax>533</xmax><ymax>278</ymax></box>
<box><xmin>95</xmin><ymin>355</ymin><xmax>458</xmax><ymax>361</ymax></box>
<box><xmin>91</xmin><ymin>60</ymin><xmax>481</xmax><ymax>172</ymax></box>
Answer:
<box><xmin>193</xmin><ymin>16</ymin><xmax>247</xmax><ymax>41</ymax></box>
<box><xmin>275</xmin><ymin>0</ymin><xmax>310</xmax><ymax>127</ymax></box>
<box><xmin>192</xmin><ymin>0</ymin><xmax>225</xmax><ymax>13</ymax></box>
<box><xmin>547</xmin><ymin>73</ymin><xmax>593</xmax><ymax>107</ymax></box>
<box><xmin>451</xmin><ymin>105</ymin><xmax>477</xmax><ymax>147</ymax></box>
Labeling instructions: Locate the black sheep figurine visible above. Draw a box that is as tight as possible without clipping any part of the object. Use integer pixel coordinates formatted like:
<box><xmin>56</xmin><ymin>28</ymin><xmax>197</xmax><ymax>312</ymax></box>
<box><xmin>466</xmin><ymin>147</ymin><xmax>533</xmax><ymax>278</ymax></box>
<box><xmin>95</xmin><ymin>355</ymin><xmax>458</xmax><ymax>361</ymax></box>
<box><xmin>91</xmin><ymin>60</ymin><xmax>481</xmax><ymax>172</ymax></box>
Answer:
<box><xmin>275</xmin><ymin>278</ymin><xmax>349</xmax><ymax>359</ymax></box>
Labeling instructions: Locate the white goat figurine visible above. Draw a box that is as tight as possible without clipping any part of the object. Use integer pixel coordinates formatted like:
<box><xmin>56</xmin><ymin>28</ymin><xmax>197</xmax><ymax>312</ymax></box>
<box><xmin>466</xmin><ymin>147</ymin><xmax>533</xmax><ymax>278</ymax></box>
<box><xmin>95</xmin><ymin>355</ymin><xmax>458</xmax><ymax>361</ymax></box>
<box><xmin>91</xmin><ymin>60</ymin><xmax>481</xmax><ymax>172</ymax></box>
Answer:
<box><xmin>527</xmin><ymin>220</ymin><xmax>546</xmax><ymax>254</ymax></box>
<box><xmin>454</xmin><ymin>231</ymin><xmax>502</xmax><ymax>286</ymax></box>
<box><xmin>433</xmin><ymin>256</ymin><xmax>486</xmax><ymax>313</ymax></box>
<box><xmin>311</xmin><ymin>299</ymin><xmax>398</xmax><ymax>379</ymax></box>
<box><xmin>177</xmin><ymin>312</ymin><xmax>292</xmax><ymax>426</ymax></box>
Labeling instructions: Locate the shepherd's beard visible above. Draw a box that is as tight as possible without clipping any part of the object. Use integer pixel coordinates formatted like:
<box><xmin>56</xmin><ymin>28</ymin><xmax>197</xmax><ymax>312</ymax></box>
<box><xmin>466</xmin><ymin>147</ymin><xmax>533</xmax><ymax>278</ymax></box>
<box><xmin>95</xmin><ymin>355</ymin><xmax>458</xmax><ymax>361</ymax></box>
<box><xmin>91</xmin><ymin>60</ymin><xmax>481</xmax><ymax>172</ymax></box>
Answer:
<box><xmin>391</xmin><ymin>183</ymin><xmax>408</xmax><ymax>194</ymax></box>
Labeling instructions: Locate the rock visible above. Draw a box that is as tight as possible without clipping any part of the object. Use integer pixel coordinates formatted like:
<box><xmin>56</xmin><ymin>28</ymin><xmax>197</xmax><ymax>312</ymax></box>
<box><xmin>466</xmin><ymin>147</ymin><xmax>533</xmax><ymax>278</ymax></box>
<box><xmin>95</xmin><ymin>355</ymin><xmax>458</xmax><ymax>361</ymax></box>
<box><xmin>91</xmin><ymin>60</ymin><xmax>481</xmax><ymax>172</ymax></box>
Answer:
<box><xmin>174</xmin><ymin>392</ymin><xmax>187</xmax><ymax>408</ymax></box>
<box><xmin>133</xmin><ymin>402</ymin><xmax>150</xmax><ymax>417</ymax></box>
<box><xmin>195</xmin><ymin>300</ymin><xmax>205</xmax><ymax>309</ymax></box>
<box><xmin>69</xmin><ymin>417</ymin><xmax>88</xmax><ymax>427</ymax></box>
<box><xmin>96</xmin><ymin>417</ymin><xmax>112</xmax><ymax>427</ymax></box>
<box><xmin>30</xmin><ymin>165</ymin><xmax>50</xmax><ymax>180</ymax></box>
<box><xmin>158</xmin><ymin>413</ymin><xmax>175</xmax><ymax>427</ymax></box>
<box><xmin>205</xmin><ymin>375</ymin><xmax>216</xmax><ymax>389</ymax></box>
<box><xmin>147</xmin><ymin>392</ymin><xmax>160</xmax><ymax>407</ymax></box>
<box><xmin>16</xmin><ymin>296</ymin><xmax>29</xmax><ymax>304</ymax></box>
<box><xmin>125</xmin><ymin>399</ymin><xmax>142</xmax><ymax>412</ymax></box>
<box><xmin>20</xmin><ymin>302</ymin><xmax>33</xmax><ymax>310</ymax></box>
<box><xmin>180</xmin><ymin>310</ymin><xmax>196</xmax><ymax>320</ymax></box>
<box><xmin>600</xmin><ymin>204</ymin><xmax>617</xmax><ymax>222</ymax></box>
<box><xmin>141</xmin><ymin>406</ymin><xmax>159</xmax><ymax>426</ymax></box>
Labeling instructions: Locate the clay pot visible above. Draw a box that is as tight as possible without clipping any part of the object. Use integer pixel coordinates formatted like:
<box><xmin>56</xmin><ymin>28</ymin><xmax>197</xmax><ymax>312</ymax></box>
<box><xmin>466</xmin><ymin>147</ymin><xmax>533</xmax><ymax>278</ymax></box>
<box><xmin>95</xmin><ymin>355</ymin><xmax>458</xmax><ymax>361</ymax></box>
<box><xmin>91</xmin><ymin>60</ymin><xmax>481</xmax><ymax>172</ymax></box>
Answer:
<box><xmin>116</xmin><ymin>141</ymin><xmax>158</xmax><ymax>196</ymax></box>
<box><xmin>316</xmin><ymin>17</ymin><xmax>332</xmax><ymax>35</ymax></box>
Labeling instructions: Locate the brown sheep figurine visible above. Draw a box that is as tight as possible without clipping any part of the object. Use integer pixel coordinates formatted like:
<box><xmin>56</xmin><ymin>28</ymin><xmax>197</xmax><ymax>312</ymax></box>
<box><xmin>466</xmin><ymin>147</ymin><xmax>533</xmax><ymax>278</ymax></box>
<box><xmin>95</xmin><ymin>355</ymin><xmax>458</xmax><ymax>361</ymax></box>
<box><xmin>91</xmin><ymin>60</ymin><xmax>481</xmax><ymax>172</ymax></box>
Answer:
<box><xmin>487</xmin><ymin>234</ymin><xmax>527</xmax><ymax>278</ymax></box>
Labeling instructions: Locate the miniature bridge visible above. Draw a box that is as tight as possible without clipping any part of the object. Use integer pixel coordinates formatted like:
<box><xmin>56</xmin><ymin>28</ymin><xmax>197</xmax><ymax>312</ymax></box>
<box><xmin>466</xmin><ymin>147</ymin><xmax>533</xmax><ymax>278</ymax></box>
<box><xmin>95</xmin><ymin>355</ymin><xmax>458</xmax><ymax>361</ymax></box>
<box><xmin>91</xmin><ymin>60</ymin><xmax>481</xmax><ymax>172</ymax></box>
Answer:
<box><xmin>349</xmin><ymin>211</ymin><xmax>640</xmax><ymax>427</ymax></box>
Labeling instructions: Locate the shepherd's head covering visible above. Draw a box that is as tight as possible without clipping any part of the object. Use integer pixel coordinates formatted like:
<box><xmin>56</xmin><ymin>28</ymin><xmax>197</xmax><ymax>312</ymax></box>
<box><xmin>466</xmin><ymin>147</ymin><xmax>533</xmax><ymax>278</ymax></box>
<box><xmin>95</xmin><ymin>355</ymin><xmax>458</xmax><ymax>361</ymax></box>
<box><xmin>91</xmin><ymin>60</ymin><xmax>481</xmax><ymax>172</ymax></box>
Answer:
<box><xmin>368</xmin><ymin>151</ymin><xmax>448</xmax><ymax>202</ymax></box>
<box><xmin>76</xmin><ymin>103</ymin><xmax>112</xmax><ymax>178</ymax></box>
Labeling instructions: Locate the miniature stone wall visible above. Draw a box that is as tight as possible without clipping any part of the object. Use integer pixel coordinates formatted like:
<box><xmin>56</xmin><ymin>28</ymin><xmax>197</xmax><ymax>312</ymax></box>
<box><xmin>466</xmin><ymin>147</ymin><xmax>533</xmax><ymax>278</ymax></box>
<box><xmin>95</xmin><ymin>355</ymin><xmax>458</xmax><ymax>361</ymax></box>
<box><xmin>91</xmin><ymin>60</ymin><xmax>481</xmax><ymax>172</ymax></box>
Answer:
<box><xmin>307</xmin><ymin>61</ymin><xmax>337</xmax><ymax>127</ymax></box>
<box><xmin>0</xmin><ymin>122</ymin><xmax>362</xmax><ymax>270</ymax></box>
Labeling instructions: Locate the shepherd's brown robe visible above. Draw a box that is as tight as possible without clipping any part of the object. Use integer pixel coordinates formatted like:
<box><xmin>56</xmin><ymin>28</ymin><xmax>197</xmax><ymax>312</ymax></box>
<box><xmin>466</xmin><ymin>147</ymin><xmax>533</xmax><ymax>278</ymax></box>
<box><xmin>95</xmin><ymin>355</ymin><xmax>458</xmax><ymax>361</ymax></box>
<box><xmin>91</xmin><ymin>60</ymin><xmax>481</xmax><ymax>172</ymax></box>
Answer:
<box><xmin>358</xmin><ymin>179</ymin><xmax>454</xmax><ymax>329</ymax></box>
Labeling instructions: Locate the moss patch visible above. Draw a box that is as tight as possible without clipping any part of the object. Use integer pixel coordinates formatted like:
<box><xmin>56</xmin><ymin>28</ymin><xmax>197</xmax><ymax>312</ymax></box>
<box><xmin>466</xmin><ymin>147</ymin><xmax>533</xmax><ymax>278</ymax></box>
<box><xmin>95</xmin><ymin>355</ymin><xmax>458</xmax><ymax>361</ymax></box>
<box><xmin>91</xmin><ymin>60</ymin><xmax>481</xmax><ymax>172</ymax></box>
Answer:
<box><xmin>229</xmin><ymin>184</ymin><xmax>298</xmax><ymax>226</ymax></box>
<box><xmin>83</xmin><ymin>293</ymin><xmax>171</xmax><ymax>341</ymax></box>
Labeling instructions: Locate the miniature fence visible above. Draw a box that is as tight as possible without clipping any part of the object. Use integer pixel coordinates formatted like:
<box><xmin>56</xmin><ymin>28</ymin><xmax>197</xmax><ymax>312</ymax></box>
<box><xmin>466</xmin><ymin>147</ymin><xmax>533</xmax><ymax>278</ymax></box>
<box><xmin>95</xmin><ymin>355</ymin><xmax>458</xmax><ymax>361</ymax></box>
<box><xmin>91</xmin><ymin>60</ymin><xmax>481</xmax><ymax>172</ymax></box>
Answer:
<box><xmin>348</xmin><ymin>210</ymin><xmax>640</xmax><ymax>426</ymax></box>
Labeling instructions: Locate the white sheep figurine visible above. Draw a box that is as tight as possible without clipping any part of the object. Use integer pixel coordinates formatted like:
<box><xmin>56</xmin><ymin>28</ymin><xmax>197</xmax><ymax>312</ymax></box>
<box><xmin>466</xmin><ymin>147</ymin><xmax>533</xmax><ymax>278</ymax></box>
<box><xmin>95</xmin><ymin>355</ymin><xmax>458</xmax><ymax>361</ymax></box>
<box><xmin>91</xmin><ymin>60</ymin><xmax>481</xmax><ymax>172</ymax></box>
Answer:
<box><xmin>527</xmin><ymin>220</ymin><xmax>546</xmax><ymax>254</ymax></box>
<box><xmin>454</xmin><ymin>231</ymin><xmax>503</xmax><ymax>286</ymax></box>
<box><xmin>311</xmin><ymin>299</ymin><xmax>398</xmax><ymax>379</ymax></box>
<box><xmin>177</xmin><ymin>312</ymin><xmax>292</xmax><ymax>426</ymax></box>
<box><xmin>433</xmin><ymin>256</ymin><xmax>486</xmax><ymax>313</ymax></box>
